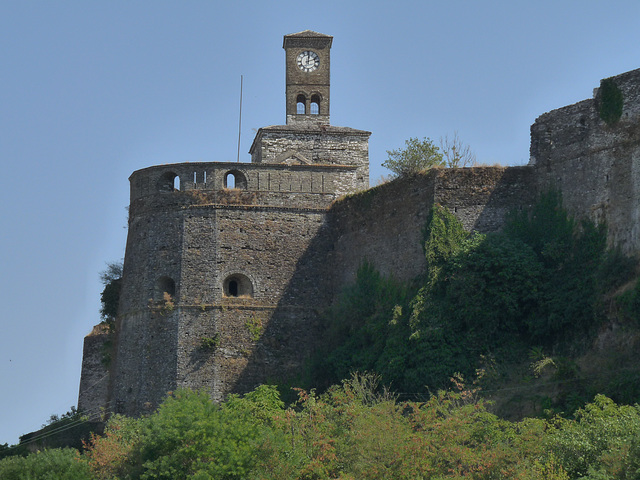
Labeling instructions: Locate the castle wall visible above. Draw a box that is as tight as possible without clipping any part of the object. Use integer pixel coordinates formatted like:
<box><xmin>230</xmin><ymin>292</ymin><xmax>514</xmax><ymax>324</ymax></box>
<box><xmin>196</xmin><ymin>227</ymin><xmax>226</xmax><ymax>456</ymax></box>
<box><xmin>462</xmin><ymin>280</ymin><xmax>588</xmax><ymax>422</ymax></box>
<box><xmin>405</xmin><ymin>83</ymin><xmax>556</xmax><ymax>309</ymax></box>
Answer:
<box><xmin>249</xmin><ymin>127</ymin><xmax>370</xmax><ymax>190</ymax></box>
<box><xmin>531</xmin><ymin>68</ymin><xmax>640</xmax><ymax>254</ymax></box>
<box><xmin>129</xmin><ymin>162</ymin><xmax>361</xmax><ymax>202</ymax></box>
<box><xmin>328</xmin><ymin>167</ymin><xmax>537</xmax><ymax>288</ymax></box>
<box><xmin>77</xmin><ymin>326</ymin><xmax>110</xmax><ymax>419</ymax></box>
<box><xmin>79</xmin><ymin>64</ymin><xmax>640</xmax><ymax>420</ymax></box>
<box><xmin>175</xmin><ymin>206</ymin><xmax>330</xmax><ymax>400</ymax></box>
<box><xmin>102</xmin><ymin>162</ymin><xmax>341</xmax><ymax>415</ymax></box>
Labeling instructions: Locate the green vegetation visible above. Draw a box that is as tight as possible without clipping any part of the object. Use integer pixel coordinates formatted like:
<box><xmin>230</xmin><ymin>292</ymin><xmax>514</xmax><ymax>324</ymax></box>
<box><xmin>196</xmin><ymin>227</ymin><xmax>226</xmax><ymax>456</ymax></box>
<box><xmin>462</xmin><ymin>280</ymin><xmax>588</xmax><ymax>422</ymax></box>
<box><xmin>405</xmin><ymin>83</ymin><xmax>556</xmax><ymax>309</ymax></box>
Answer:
<box><xmin>99</xmin><ymin>261</ymin><xmax>122</xmax><ymax>331</ymax></box>
<box><xmin>199</xmin><ymin>334</ymin><xmax>220</xmax><ymax>351</ymax></box>
<box><xmin>245</xmin><ymin>316</ymin><xmax>264</xmax><ymax>342</ymax></box>
<box><xmin>0</xmin><ymin>448</ymin><xmax>91</xmax><ymax>480</ymax></box>
<box><xmin>5</xmin><ymin>376</ymin><xmax>640</xmax><ymax>479</ymax></box>
<box><xmin>383</xmin><ymin>134</ymin><xmax>476</xmax><ymax>177</ymax></box>
<box><xmin>383</xmin><ymin>137</ymin><xmax>444</xmax><ymax>176</ymax></box>
<box><xmin>311</xmin><ymin>190</ymin><xmax>638</xmax><ymax>410</ymax></box>
<box><xmin>598</xmin><ymin>77</ymin><xmax>624</xmax><ymax>125</ymax></box>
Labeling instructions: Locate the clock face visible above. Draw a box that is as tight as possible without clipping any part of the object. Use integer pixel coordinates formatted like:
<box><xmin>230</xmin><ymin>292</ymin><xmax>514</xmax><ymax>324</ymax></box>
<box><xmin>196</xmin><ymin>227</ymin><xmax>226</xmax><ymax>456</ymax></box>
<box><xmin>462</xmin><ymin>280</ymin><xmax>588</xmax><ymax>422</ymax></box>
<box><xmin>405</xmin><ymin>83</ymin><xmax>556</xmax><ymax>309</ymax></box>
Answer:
<box><xmin>296</xmin><ymin>50</ymin><xmax>320</xmax><ymax>72</ymax></box>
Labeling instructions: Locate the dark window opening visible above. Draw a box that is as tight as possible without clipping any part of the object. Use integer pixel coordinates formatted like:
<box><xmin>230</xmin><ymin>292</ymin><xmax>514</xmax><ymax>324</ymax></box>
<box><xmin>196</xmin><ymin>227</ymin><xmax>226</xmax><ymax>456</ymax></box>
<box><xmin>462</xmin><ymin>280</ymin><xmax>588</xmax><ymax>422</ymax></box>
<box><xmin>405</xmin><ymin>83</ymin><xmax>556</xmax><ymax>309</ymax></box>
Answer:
<box><xmin>223</xmin><ymin>274</ymin><xmax>253</xmax><ymax>298</ymax></box>
<box><xmin>157</xmin><ymin>172</ymin><xmax>180</xmax><ymax>192</ymax></box>
<box><xmin>155</xmin><ymin>276</ymin><xmax>176</xmax><ymax>301</ymax></box>
<box><xmin>224</xmin><ymin>170</ymin><xmax>247</xmax><ymax>189</ymax></box>
<box><xmin>296</xmin><ymin>94</ymin><xmax>306</xmax><ymax>114</ymax></box>
<box><xmin>310</xmin><ymin>94</ymin><xmax>320</xmax><ymax>115</ymax></box>
<box><xmin>228</xmin><ymin>280</ymin><xmax>239</xmax><ymax>297</ymax></box>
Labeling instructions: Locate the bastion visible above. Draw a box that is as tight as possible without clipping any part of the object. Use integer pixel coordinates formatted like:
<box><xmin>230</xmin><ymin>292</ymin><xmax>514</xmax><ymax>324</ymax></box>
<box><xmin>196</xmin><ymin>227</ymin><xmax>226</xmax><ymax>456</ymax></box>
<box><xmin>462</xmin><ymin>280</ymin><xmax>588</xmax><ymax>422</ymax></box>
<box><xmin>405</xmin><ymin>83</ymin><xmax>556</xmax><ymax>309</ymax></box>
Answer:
<box><xmin>78</xmin><ymin>31</ymin><xmax>640</xmax><ymax>418</ymax></box>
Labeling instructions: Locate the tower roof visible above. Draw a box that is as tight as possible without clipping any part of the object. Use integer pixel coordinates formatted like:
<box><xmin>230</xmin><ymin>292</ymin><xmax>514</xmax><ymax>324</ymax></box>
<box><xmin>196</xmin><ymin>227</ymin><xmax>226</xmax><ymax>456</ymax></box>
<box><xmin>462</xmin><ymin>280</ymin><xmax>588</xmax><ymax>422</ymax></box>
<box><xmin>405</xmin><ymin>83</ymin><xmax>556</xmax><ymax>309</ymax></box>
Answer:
<box><xmin>283</xmin><ymin>30</ymin><xmax>333</xmax><ymax>48</ymax></box>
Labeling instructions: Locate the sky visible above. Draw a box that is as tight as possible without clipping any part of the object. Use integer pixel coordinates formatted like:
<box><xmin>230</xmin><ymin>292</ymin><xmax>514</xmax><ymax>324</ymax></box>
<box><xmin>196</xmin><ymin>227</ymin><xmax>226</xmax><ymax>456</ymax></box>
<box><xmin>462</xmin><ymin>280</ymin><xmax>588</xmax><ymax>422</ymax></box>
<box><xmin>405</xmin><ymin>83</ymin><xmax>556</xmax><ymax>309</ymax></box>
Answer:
<box><xmin>1</xmin><ymin>0</ymin><xmax>639</xmax><ymax>445</ymax></box>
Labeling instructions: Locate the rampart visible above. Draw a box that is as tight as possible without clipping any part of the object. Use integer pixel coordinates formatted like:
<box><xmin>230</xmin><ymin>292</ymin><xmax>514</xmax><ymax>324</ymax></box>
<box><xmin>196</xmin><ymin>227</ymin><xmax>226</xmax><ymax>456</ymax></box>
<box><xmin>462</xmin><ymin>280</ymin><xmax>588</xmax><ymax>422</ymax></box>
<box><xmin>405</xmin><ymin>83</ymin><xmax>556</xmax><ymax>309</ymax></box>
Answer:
<box><xmin>327</xmin><ymin>166</ymin><xmax>537</xmax><ymax>288</ymax></box>
<box><xmin>531</xmin><ymin>68</ymin><xmax>640</xmax><ymax>254</ymax></box>
<box><xmin>80</xmin><ymin>67</ymin><xmax>640</xmax><ymax>420</ymax></box>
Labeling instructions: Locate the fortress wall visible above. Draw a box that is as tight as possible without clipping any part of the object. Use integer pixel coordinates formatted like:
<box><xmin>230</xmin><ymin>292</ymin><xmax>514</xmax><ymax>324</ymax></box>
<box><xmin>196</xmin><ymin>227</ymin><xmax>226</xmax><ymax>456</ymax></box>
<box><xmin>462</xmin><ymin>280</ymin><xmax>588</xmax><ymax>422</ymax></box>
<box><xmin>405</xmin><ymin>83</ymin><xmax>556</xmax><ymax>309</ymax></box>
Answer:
<box><xmin>113</xmin><ymin>171</ymin><xmax>335</xmax><ymax>411</ymax></box>
<box><xmin>129</xmin><ymin>163</ymin><xmax>359</xmax><ymax>203</ymax></box>
<box><xmin>110</xmin><ymin>196</ymin><xmax>186</xmax><ymax>415</ymax></box>
<box><xmin>111</xmin><ymin>310</ymin><xmax>179</xmax><ymax>416</ymax></box>
<box><xmin>531</xmin><ymin>68</ymin><xmax>640</xmax><ymax>254</ymax></box>
<box><xmin>433</xmin><ymin>167</ymin><xmax>536</xmax><ymax>232</ymax></box>
<box><xmin>328</xmin><ymin>173</ymin><xmax>436</xmax><ymax>287</ymax></box>
<box><xmin>174</xmin><ymin>206</ymin><xmax>330</xmax><ymax>398</ymax></box>
<box><xmin>77</xmin><ymin>326</ymin><xmax>110</xmax><ymax>419</ymax></box>
<box><xmin>328</xmin><ymin>167</ymin><xmax>537</xmax><ymax>290</ymax></box>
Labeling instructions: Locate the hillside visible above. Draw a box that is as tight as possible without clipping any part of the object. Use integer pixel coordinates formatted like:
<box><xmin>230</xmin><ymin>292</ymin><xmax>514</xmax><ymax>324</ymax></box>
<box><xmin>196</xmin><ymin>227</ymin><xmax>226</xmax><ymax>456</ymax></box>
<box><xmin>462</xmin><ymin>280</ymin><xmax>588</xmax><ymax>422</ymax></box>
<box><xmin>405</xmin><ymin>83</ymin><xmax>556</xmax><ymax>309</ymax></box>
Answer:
<box><xmin>307</xmin><ymin>189</ymin><xmax>640</xmax><ymax>419</ymax></box>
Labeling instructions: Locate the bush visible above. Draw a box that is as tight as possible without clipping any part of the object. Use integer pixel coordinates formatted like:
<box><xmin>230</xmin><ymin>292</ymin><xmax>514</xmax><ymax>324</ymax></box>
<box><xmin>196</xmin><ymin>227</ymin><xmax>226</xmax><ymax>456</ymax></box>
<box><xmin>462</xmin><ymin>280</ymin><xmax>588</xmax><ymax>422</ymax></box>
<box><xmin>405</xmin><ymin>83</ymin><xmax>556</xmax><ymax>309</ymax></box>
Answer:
<box><xmin>0</xmin><ymin>448</ymin><xmax>91</xmax><ymax>480</ymax></box>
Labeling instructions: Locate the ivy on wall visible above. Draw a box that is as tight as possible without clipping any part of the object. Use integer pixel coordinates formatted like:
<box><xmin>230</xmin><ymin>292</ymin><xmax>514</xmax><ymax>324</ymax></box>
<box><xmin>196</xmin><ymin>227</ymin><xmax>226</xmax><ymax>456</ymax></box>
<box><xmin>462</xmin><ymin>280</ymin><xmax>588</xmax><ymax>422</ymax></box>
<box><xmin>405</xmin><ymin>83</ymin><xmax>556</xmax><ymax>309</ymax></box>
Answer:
<box><xmin>598</xmin><ymin>77</ymin><xmax>624</xmax><ymax>125</ymax></box>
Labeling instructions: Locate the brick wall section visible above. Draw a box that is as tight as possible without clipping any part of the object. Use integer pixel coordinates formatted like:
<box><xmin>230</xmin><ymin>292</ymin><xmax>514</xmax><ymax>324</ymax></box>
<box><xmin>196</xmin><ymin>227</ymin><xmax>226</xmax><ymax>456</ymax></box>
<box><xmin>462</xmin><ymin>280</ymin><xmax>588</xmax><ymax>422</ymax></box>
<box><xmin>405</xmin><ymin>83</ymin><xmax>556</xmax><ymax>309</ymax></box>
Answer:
<box><xmin>531</xmin><ymin>68</ymin><xmax>640</xmax><ymax>254</ymax></box>
<box><xmin>130</xmin><ymin>162</ymin><xmax>361</xmax><ymax>202</ymax></box>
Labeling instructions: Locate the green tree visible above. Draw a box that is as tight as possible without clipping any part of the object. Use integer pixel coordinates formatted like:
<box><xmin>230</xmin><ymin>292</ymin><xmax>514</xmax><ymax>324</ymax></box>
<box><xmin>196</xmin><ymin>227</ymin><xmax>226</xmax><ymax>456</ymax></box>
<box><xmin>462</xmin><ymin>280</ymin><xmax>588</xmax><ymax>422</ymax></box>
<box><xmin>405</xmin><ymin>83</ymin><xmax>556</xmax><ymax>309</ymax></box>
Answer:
<box><xmin>0</xmin><ymin>448</ymin><xmax>91</xmax><ymax>480</ymax></box>
<box><xmin>100</xmin><ymin>261</ymin><xmax>123</xmax><ymax>328</ymax></box>
<box><xmin>141</xmin><ymin>387</ymin><xmax>281</xmax><ymax>479</ymax></box>
<box><xmin>545</xmin><ymin>395</ymin><xmax>640</xmax><ymax>479</ymax></box>
<box><xmin>383</xmin><ymin>137</ymin><xmax>444</xmax><ymax>177</ymax></box>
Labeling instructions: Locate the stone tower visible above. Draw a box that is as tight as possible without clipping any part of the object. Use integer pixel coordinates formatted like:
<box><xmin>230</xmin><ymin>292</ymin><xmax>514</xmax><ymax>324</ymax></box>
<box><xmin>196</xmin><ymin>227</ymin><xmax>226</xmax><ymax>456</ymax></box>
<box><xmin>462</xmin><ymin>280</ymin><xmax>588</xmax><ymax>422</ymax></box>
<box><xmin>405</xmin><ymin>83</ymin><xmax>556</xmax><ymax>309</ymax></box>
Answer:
<box><xmin>78</xmin><ymin>30</ymin><xmax>370</xmax><ymax>417</ymax></box>
<box><xmin>284</xmin><ymin>30</ymin><xmax>332</xmax><ymax>125</ymax></box>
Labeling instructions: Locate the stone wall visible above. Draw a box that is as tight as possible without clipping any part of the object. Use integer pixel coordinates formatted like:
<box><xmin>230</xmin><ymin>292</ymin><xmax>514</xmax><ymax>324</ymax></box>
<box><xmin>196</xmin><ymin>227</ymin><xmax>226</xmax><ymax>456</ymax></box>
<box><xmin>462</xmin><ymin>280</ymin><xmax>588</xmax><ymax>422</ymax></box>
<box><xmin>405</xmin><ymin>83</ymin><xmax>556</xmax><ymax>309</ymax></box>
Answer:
<box><xmin>249</xmin><ymin>126</ymin><xmax>370</xmax><ymax>190</ymax></box>
<box><xmin>327</xmin><ymin>167</ymin><xmax>536</xmax><ymax>289</ymax></box>
<box><xmin>103</xmin><ymin>160</ymin><xmax>341</xmax><ymax>415</ymax></box>
<box><xmin>130</xmin><ymin>162</ymin><xmax>361</xmax><ymax>201</ymax></box>
<box><xmin>531</xmin><ymin>68</ymin><xmax>640</xmax><ymax>254</ymax></box>
<box><xmin>80</xmin><ymin>67</ymin><xmax>640</xmax><ymax>420</ymax></box>
<box><xmin>77</xmin><ymin>325</ymin><xmax>110</xmax><ymax>419</ymax></box>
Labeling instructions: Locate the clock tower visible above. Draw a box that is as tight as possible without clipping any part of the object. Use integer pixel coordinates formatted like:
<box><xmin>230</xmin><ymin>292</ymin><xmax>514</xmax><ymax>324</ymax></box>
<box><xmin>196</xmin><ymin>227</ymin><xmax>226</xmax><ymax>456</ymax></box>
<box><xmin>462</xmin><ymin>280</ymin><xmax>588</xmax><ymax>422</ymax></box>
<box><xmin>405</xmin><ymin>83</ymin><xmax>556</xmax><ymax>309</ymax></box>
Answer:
<box><xmin>249</xmin><ymin>30</ymin><xmax>370</xmax><ymax>189</ymax></box>
<box><xmin>283</xmin><ymin>30</ymin><xmax>332</xmax><ymax>125</ymax></box>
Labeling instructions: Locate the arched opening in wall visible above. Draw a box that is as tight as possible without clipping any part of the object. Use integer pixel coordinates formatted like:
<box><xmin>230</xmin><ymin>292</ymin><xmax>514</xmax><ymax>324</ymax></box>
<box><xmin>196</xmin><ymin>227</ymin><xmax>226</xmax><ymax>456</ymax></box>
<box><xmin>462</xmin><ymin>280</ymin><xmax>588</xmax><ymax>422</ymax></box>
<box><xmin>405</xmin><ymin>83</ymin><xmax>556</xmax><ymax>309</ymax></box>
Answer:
<box><xmin>296</xmin><ymin>94</ymin><xmax>306</xmax><ymax>114</ymax></box>
<box><xmin>223</xmin><ymin>274</ymin><xmax>253</xmax><ymax>298</ymax></box>
<box><xmin>310</xmin><ymin>94</ymin><xmax>321</xmax><ymax>115</ymax></box>
<box><xmin>224</xmin><ymin>170</ymin><xmax>247</xmax><ymax>189</ymax></box>
<box><xmin>157</xmin><ymin>172</ymin><xmax>180</xmax><ymax>192</ymax></box>
<box><xmin>155</xmin><ymin>276</ymin><xmax>176</xmax><ymax>302</ymax></box>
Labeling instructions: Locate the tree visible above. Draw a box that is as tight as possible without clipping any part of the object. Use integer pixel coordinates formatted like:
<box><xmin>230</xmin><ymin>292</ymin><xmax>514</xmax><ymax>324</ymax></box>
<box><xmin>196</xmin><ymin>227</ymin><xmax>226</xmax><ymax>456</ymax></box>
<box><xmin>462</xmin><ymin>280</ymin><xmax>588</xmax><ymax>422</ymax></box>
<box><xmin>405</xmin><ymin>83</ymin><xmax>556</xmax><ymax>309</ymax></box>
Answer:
<box><xmin>100</xmin><ymin>261</ymin><xmax>123</xmax><ymax>328</ymax></box>
<box><xmin>440</xmin><ymin>132</ymin><xmax>476</xmax><ymax>167</ymax></box>
<box><xmin>0</xmin><ymin>448</ymin><xmax>91</xmax><ymax>480</ymax></box>
<box><xmin>383</xmin><ymin>134</ymin><xmax>476</xmax><ymax>177</ymax></box>
<box><xmin>383</xmin><ymin>137</ymin><xmax>444</xmax><ymax>177</ymax></box>
<box><xmin>85</xmin><ymin>387</ymin><xmax>284</xmax><ymax>479</ymax></box>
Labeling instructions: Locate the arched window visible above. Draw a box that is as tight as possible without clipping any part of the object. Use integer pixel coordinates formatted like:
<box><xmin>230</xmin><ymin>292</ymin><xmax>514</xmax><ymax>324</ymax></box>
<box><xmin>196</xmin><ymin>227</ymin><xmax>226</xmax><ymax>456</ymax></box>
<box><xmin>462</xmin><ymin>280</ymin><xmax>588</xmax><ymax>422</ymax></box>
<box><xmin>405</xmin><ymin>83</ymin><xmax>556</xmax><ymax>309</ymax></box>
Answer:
<box><xmin>223</xmin><ymin>274</ymin><xmax>253</xmax><ymax>298</ymax></box>
<box><xmin>157</xmin><ymin>172</ymin><xmax>180</xmax><ymax>192</ymax></box>
<box><xmin>310</xmin><ymin>94</ymin><xmax>320</xmax><ymax>115</ymax></box>
<box><xmin>296</xmin><ymin>94</ymin><xmax>306</xmax><ymax>114</ymax></box>
<box><xmin>224</xmin><ymin>170</ymin><xmax>247</xmax><ymax>189</ymax></box>
<box><xmin>226</xmin><ymin>172</ymin><xmax>236</xmax><ymax>189</ymax></box>
<box><xmin>155</xmin><ymin>276</ymin><xmax>176</xmax><ymax>301</ymax></box>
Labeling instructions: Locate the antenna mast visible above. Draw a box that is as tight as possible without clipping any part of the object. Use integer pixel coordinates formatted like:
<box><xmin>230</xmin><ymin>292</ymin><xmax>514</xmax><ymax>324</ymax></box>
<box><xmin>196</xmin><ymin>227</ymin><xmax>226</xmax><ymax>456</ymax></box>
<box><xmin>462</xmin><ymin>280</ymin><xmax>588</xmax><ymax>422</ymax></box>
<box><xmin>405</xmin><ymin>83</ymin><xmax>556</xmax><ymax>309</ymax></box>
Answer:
<box><xmin>237</xmin><ymin>75</ymin><xmax>243</xmax><ymax>163</ymax></box>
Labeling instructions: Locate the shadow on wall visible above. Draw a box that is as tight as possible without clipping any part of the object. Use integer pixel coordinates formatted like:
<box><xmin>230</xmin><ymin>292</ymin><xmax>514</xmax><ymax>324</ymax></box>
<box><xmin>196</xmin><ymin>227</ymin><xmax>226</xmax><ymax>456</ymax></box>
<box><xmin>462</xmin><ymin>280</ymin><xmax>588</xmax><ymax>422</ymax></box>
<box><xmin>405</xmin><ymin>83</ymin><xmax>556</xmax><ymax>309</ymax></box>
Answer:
<box><xmin>228</xmin><ymin>166</ymin><xmax>538</xmax><ymax>395</ymax></box>
<box><xmin>227</xmin><ymin>217</ymin><xmax>335</xmax><ymax>395</ymax></box>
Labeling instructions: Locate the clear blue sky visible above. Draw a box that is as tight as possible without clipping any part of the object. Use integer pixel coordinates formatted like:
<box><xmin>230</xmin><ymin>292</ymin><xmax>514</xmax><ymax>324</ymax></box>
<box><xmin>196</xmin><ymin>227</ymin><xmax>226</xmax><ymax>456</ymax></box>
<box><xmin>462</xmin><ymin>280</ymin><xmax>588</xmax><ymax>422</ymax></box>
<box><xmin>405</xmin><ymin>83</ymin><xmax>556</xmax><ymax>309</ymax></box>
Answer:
<box><xmin>1</xmin><ymin>0</ymin><xmax>639</xmax><ymax>445</ymax></box>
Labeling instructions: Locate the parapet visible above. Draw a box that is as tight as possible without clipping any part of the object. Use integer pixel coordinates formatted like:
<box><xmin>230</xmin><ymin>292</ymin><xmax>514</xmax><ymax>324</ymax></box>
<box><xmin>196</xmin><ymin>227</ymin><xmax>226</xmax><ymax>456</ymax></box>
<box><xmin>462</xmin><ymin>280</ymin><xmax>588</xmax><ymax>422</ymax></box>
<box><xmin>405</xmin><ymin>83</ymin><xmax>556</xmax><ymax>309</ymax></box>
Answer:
<box><xmin>127</xmin><ymin>161</ymin><xmax>361</xmax><ymax>213</ymax></box>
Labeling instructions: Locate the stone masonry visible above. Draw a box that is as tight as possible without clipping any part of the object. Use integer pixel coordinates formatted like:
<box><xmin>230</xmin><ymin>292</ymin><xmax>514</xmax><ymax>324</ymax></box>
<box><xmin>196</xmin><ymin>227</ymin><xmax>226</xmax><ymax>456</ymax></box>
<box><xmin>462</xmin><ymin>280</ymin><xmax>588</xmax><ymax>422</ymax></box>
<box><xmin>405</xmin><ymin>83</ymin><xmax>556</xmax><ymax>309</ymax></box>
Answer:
<box><xmin>78</xmin><ymin>32</ymin><xmax>640</xmax><ymax>419</ymax></box>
